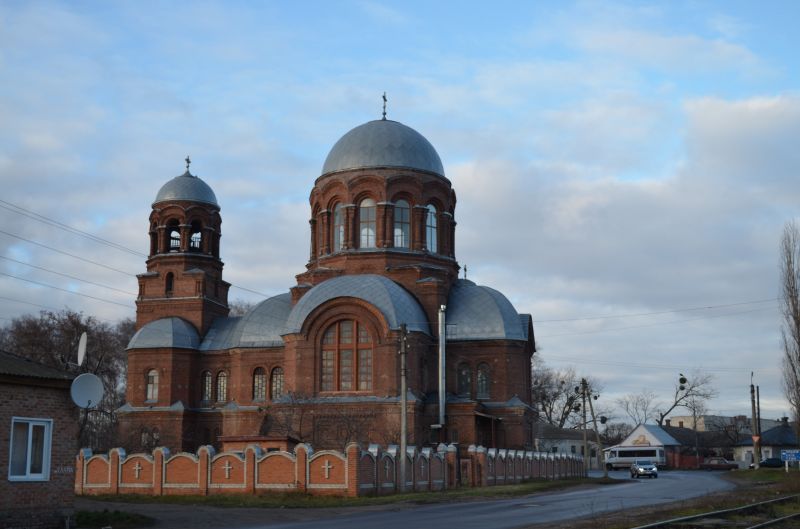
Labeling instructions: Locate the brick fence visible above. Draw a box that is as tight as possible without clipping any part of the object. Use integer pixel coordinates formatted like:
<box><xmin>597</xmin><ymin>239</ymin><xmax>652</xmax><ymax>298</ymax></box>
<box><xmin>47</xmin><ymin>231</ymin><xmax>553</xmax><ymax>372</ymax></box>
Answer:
<box><xmin>75</xmin><ymin>444</ymin><xmax>584</xmax><ymax>498</ymax></box>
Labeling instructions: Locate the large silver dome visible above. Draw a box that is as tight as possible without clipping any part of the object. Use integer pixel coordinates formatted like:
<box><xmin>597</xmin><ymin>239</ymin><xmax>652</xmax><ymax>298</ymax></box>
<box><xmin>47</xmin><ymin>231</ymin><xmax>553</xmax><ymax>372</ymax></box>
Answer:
<box><xmin>321</xmin><ymin>119</ymin><xmax>444</xmax><ymax>177</ymax></box>
<box><xmin>154</xmin><ymin>170</ymin><xmax>218</xmax><ymax>207</ymax></box>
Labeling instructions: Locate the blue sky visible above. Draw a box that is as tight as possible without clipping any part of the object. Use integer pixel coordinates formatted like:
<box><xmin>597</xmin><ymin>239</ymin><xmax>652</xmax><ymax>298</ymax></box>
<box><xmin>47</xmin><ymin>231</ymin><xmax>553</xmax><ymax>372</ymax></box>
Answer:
<box><xmin>2</xmin><ymin>0</ymin><xmax>800</xmax><ymax>422</ymax></box>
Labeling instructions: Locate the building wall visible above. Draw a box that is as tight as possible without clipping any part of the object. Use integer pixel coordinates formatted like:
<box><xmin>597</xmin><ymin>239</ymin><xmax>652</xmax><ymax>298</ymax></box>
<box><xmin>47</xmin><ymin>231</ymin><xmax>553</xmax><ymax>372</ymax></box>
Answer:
<box><xmin>0</xmin><ymin>378</ymin><xmax>77</xmax><ymax>529</ymax></box>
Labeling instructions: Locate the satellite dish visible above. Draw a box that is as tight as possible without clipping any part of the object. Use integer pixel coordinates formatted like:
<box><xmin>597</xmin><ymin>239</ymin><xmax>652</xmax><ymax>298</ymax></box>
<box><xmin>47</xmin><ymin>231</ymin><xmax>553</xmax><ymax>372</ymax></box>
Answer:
<box><xmin>70</xmin><ymin>373</ymin><xmax>104</xmax><ymax>409</ymax></box>
<box><xmin>77</xmin><ymin>332</ymin><xmax>87</xmax><ymax>366</ymax></box>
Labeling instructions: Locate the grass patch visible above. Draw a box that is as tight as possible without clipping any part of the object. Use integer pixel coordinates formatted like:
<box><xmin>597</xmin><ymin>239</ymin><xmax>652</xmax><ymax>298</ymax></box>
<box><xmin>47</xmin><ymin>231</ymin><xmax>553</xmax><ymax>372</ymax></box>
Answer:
<box><xmin>76</xmin><ymin>509</ymin><xmax>155</xmax><ymax>528</ymax></box>
<box><xmin>86</xmin><ymin>477</ymin><xmax>617</xmax><ymax>509</ymax></box>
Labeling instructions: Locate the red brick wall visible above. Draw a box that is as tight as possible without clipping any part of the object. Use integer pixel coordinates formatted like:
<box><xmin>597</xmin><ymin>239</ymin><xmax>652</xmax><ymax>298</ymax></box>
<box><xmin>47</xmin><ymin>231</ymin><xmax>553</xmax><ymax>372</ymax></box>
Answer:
<box><xmin>0</xmin><ymin>379</ymin><xmax>77</xmax><ymax>529</ymax></box>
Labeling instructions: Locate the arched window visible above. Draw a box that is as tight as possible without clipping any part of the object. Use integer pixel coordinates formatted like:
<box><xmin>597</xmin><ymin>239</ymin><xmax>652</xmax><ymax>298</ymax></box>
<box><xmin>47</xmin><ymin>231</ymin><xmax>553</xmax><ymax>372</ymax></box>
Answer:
<box><xmin>150</xmin><ymin>222</ymin><xmax>158</xmax><ymax>255</ymax></box>
<box><xmin>145</xmin><ymin>369</ymin><xmax>158</xmax><ymax>402</ymax></box>
<box><xmin>253</xmin><ymin>367</ymin><xmax>266</xmax><ymax>401</ymax></box>
<box><xmin>333</xmin><ymin>203</ymin><xmax>344</xmax><ymax>252</ymax></box>
<box><xmin>477</xmin><ymin>363</ymin><xmax>490</xmax><ymax>399</ymax></box>
<box><xmin>152</xmin><ymin>427</ymin><xmax>160</xmax><ymax>445</ymax></box>
<box><xmin>167</xmin><ymin>220</ymin><xmax>181</xmax><ymax>252</ymax></box>
<box><xmin>457</xmin><ymin>363</ymin><xmax>471</xmax><ymax>397</ymax></box>
<box><xmin>426</xmin><ymin>204</ymin><xmax>438</xmax><ymax>253</ymax></box>
<box><xmin>165</xmin><ymin>272</ymin><xmax>174</xmax><ymax>295</ymax></box>
<box><xmin>201</xmin><ymin>371</ymin><xmax>212</xmax><ymax>402</ymax></box>
<box><xmin>270</xmin><ymin>367</ymin><xmax>285</xmax><ymax>399</ymax></box>
<box><xmin>394</xmin><ymin>200</ymin><xmax>410</xmax><ymax>248</ymax></box>
<box><xmin>216</xmin><ymin>371</ymin><xmax>228</xmax><ymax>402</ymax></box>
<box><xmin>359</xmin><ymin>198</ymin><xmax>376</xmax><ymax>249</ymax></box>
<box><xmin>320</xmin><ymin>320</ymin><xmax>373</xmax><ymax>392</ymax></box>
<box><xmin>189</xmin><ymin>221</ymin><xmax>202</xmax><ymax>251</ymax></box>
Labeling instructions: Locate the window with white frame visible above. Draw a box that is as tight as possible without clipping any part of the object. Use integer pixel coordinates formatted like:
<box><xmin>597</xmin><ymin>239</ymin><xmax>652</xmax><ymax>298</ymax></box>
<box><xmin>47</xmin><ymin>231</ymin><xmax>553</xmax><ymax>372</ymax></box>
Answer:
<box><xmin>8</xmin><ymin>417</ymin><xmax>52</xmax><ymax>481</ymax></box>
<box><xmin>359</xmin><ymin>198</ymin><xmax>376</xmax><ymax>249</ymax></box>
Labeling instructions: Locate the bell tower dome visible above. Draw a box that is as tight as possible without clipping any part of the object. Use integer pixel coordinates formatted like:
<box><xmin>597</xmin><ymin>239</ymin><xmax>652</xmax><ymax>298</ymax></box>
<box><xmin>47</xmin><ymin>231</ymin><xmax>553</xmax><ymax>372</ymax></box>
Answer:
<box><xmin>135</xmin><ymin>157</ymin><xmax>230</xmax><ymax>335</ymax></box>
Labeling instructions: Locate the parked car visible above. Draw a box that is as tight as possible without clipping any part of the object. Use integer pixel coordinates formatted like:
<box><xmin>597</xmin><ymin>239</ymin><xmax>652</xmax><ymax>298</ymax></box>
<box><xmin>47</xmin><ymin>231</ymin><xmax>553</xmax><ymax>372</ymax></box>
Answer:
<box><xmin>700</xmin><ymin>457</ymin><xmax>738</xmax><ymax>471</ymax></box>
<box><xmin>630</xmin><ymin>459</ymin><xmax>658</xmax><ymax>479</ymax></box>
<box><xmin>749</xmin><ymin>457</ymin><xmax>785</xmax><ymax>468</ymax></box>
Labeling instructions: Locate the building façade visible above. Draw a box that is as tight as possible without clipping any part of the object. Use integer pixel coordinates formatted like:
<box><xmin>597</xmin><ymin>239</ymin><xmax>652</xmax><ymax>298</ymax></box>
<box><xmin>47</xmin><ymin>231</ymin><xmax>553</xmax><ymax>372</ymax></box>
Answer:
<box><xmin>118</xmin><ymin>116</ymin><xmax>536</xmax><ymax>453</ymax></box>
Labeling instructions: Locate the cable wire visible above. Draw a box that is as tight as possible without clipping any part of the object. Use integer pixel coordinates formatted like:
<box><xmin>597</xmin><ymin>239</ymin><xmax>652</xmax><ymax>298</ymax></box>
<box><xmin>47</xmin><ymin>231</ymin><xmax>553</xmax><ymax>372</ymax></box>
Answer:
<box><xmin>0</xmin><ymin>255</ymin><xmax>136</xmax><ymax>295</ymax></box>
<box><xmin>0</xmin><ymin>272</ymin><xmax>134</xmax><ymax>309</ymax></box>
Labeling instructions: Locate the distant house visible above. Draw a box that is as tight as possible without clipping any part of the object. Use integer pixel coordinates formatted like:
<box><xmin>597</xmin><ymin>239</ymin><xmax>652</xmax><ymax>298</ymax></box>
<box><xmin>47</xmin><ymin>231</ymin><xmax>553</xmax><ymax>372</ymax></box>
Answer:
<box><xmin>0</xmin><ymin>350</ymin><xmax>77</xmax><ymax>529</ymax></box>
<box><xmin>534</xmin><ymin>422</ymin><xmax>599</xmax><ymax>468</ymax></box>
<box><xmin>667</xmin><ymin>414</ymin><xmax>780</xmax><ymax>434</ymax></box>
<box><xmin>661</xmin><ymin>424</ymin><xmax>738</xmax><ymax>467</ymax></box>
<box><xmin>604</xmin><ymin>424</ymin><xmax>682</xmax><ymax>468</ymax></box>
<box><xmin>734</xmin><ymin>417</ymin><xmax>799</xmax><ymax>464</ymax></box>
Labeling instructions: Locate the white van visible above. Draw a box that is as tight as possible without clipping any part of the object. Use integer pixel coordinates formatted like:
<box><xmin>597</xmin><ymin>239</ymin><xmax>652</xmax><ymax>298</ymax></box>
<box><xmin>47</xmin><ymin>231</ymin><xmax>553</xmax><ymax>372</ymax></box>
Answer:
<box><xmin>604</xmin><ymin>446</ymin><xmax>666</xmax><ymax>470</ymax></box>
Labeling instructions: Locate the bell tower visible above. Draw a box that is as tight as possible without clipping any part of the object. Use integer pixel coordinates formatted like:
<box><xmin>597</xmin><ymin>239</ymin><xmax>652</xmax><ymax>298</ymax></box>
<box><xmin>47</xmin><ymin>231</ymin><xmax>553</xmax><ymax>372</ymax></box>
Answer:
<box><xmin>135</xmin><ymin>157</ymin><xmax>230</xmax><ymax>335</ymax></box>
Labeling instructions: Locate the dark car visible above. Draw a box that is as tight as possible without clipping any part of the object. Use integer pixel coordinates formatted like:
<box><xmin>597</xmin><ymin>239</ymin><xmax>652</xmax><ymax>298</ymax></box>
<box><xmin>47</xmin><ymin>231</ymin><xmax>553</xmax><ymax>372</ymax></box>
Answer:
<box><xmin>630</xmin><ymin>459</ymin><xmax>658</xmax><ymax>478</ymax></box>
<box><xmin>749</xmin><ymin>457</ymin><xmax>785</xmax><ymax>468</ymax></box>
<box><xmin>700</xmin><ymin>457</ymin><xmax>738</xmax><ymax>471</ymax></box>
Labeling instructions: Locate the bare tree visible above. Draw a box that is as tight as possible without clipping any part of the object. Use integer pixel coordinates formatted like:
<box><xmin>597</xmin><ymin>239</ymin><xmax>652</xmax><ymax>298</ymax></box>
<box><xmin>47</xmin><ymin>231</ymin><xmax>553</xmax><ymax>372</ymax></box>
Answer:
<box><xmin>617</xmin><ymin>390</ymin><xmax>660</xmax><ymax>425</ymax></box>
<box><xmin>780</xmin><ymin>221</ymin><xmax>800</xmax><ymax>426</ymax></box>
<box><xmin>532</xmin><ymin>358</ymin><xmax>603</xmax><ymax>429</ymax></box>
<box><xmin>601</xmin><ymin>422</ymin><xmax>633</xmax><ymax>446</ymax></box>
<box><xmin>656</xmin><ymin>370</ymin><xmax>717</xmax><ymax>426</ymax></box>
<box><xmin>228</xmin><ymin>299</ymin><xmax>256</xmax><ymax>317</ymax></box>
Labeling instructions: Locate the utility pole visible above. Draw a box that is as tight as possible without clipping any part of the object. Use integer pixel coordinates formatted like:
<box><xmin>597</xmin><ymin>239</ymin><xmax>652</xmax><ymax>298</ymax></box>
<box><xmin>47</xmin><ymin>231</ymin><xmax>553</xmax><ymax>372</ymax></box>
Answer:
<box><xmin>580</xmin><ymin>379</ymin><xmax>588</xmax><ymax>474</ymax></box>
<box><xmin>585</xmin><ymin>382</ymin><xmax>607</xmax><ymax>478</ymax></box>
<box><xmin>750</xmin><ymin>373</ymin><xmax>761</xmax><ymax>469</ymax></box>
<box><xmin>399</xmin><ymin>323</ymin><xmax>408</xmax><ymax>491</ymax></box>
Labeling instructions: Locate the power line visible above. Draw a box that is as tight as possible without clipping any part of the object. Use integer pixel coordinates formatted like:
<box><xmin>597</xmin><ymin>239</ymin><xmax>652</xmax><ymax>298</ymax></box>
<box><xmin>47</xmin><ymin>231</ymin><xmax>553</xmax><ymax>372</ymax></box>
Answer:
<box><xmin>0</xmin><ymin>229</ymin><xmax>137</xmax><ymax>276</ymax></box>
<box><xmin>536</xmin><ymin>298</ymin><xmax>781</xmax><ymax>323</ymax></box>
<box><xmin>0</xmin><ymin>255</ymin><xmax>136</xmax><ymax>296</ymax></box>
<box><xmin>0</xmin><ymin>295</ymin><xmax>65</xmax><ymax>312</ymax></box>
<box><xmin>0</xmin><ymin>272</ymin><xmax>134</xmax><ymax>309</ymax></box>
<box><xmin>0</xmin><ymin>199</ymin><xmax>146</xmax><ymax>257</ymax></box>
<box><xmin>537</xmin><ymin>306</ymin><xmax>778</xmax><ymax>338</ymax></box>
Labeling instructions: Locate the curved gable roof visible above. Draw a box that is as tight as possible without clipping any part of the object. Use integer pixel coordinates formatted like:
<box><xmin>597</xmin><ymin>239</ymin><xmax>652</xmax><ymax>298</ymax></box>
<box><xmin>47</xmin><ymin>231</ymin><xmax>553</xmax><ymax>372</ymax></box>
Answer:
<box><xmin>285</xmin><ymin>275</ymin><xmax>430</xmax><ymax>335</ymax></box>
<box><xmin>127</xmin><ymin>317</ymin><xmax>200</xmax><ymax>350</ymax></box>
<box><xmin>446</xmin><ymin>279</ymin><xmax>526</xmax><ymax>341</ymax></box>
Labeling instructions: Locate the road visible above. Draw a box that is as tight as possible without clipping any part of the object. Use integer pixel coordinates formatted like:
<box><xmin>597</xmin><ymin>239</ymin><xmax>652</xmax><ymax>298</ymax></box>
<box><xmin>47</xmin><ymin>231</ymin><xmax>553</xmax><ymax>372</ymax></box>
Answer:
<box><xmin>76</xmin><ymin>470</ymin><xmax>735</xmax><ymax>529</ymax></box>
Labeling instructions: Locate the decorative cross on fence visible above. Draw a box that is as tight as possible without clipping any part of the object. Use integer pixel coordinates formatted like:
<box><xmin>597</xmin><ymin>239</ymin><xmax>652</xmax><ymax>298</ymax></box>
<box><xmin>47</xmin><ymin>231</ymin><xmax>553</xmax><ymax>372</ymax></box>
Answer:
<box><xmin>133</xmin><ymin>462</ymin><xmax>142</xmax><ymax>479</ymax></box>
<box><xmin>323</xmin><ymin>459</ymin><xmax>333</xmax><ymax>479</ymax></box>
<box><xmin>223</xmin><ymin>460</ymin><xmax>233</xmax><ymax>479</ymax></box>
<box><xmin>384</xmin><ymin>458</ymin><xmax>391</xmax><ymax>480</ymax></box>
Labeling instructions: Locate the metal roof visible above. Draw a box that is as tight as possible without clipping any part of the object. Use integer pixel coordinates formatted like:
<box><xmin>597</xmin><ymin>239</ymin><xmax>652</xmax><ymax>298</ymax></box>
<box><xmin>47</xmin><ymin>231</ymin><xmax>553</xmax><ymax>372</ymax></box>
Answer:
<box><xmin>200</xmin><ymin>293</ymin><xmax>293</xmax><ymax>350</ymax></box>
<box><xmin>0</xmin><ymin>350</ymin><xmax>73</xmax><ymax>381</ymax></box>
<box><xmin>446</xmin><ymin>279</ymin><xmax>527</xmax><ymax>341</ymax></box>
<box><xmin>737</xmin><ymin>422</ymin><xmax>798</xmax><ymax>447</ymax></box>
<box><xmin>286</xmin><ymin>274</ymin><xmax>431</xmax><ymax>335</ymax></box>
<box><xmin>127</xmin><ymin>317</ymin><xmax>201</xmax><ymax>350</ymax></box>
<box><xmin>321</xmin><ymin>119</ymin><xmax>444</xmax><ymax>177</ymax></box>
<box><xmin>153</xmin><ymin>170</ymin><xmax>218</xmax><ymax>207</ymax></box>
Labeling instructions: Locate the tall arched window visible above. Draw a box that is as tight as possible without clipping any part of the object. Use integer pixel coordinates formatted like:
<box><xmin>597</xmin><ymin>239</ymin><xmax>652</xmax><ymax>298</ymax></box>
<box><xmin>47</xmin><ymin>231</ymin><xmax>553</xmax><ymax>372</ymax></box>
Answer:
<box><xmin>253</xmin><ymin>367</ymin><xmax>266</xmax><ymax>401</ymax></box>
<box><xmin>150</xmin><ymin>222</ymin><xmax>158</xmax><ymax>255</ymax></box>
<box><xmin>457</xmin><ymin>363</ymin><xmax>471</xmax><ymax>397</ymax></box>
<box><xmin>165</xmin><ymin>272</ymin><xmax>174</xmax><ymax>295</ymax></box>
<box><xmin>216</xmin><ymin>371</ymin><xmax>228</xmax><ymax>402</ymax></box>
<box><xmin>321</xmin><ymin>320</ymin><xmax>373</xmax><ymax>392</ymax></box>
<box><xmin>146</xmin><ymin>369</ymin><xmax>158</xmax><ymax>402</ymax></box>
<box><xmin>332</xmin><ymin>203</ymin><xmax>344</xmax><ymax>252</ymax></box>
<box><xmin>201</xmin><ymin>371</ymin><xmax>212</xmax><ymax>402</ymax></box>
<box><xmin>426</xmin><ymin>204</ymin><xmax>438</xmax><ymax>253</ymax></box>
<box><xmin>167</xmin><ymin>220</ymin><xmax>181</xmax><ymax>252</ymax></box>
<box><xmin>359</xmin><ymin>198</ymin><xmax>376</xmax><ymax>249</ymax></box>
<box><xmin>477</xmin><ymin>363</ymin><xmax>490</xmax><ymax>399</ymax></box>
<box><xmin>394</xmin><ymin>200</ymin><xmax>410</xmax><ymax>248</ymax></box>
<box><xmin>270</xmin><ymin>367</ymin><xmax>285</xmax><ymax>399</ymax></box>
<box><xmin>189</xmin><ymin>221</ymin><xmax>202</xmax><ymax>251</ymax></box>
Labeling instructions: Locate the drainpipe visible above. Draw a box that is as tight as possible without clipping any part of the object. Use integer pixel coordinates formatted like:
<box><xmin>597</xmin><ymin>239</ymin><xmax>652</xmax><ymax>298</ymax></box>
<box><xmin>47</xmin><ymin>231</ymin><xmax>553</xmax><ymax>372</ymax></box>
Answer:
<box><xmin>438</xmin><ymin>305</ymin><xmax>447</xmax><ymax>440</ymax></box>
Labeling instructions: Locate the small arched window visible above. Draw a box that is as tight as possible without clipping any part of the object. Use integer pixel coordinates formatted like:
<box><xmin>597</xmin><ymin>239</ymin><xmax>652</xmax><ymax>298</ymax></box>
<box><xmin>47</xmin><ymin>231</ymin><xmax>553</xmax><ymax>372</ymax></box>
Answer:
<box><xmin>457</xmin><ymin>363</ymin><xmax>471</xmax><ymax>397</ymax></box>
<box><xmin>146</xmin><ymin>369</ymin><xmax>158</xmax><ymax>402</ymax></box>
<box><xmin>394</xmin><ymin>200</ymin><xmax>410</xmax><ymax>248</ymax></box>
<box><xmin>150</xmin><ymin>222</ymin><xmax>158</xmax><ymax>255</ymax></box>
<box><xmin>477</xmin><ymin>363</ymin><xmax>490</xmax><ymax>399</ymax></box>
<box><xmin>333</xmin><ymin>203</ymin><xmax>344</xmax><ymax>252</ymax></box>
<box><xmin>165</xmin><ymin>272</ymin><xmax>174</xmax><ymax>295</ymax></box>
<box><xmin>253</xmin><ymin>367</ymin><xmax>266</xmax><ymax>401</ymax></box>
<box><xmin>216</xmin><ymin>371</ymin><xmax>228</xmax><ymax>402</ymax></box>
<box><xmin>359</xmin><ymin>198</ymin><xmax>376</xmax><ymax>249</ymax></box>
<box><xmin>426</xmin><ymin>204</ymin><xmax>438</xmax><ymax>253</ymax></box>
<box><xmin>201</xmin><ymin>371</ymin><xmax>212</xmax><ymax>402</ymax></box>
<box><xmin>167</xmin><ymin>220</ymin><xmax>181</xmax><ymax>252</ymax></box>
<box><xmin>270</xmin><ymin>367</ymin><xmax>285</xmax><ymax>400</ymax></box>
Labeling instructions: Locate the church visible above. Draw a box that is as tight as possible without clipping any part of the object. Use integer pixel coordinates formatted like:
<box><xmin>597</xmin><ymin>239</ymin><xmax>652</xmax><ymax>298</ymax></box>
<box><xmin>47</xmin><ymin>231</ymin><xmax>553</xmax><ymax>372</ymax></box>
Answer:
<box><xmin>119</xmin><ymin>113</ymin><xmax>536</xmax><ymax>453</ymax></box>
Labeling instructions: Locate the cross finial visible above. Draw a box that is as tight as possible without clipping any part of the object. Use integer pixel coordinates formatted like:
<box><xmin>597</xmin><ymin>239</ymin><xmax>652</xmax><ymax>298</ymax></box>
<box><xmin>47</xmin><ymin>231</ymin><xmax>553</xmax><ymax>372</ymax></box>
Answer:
<box><xmin>464</xmin><ymin>264</ymin><xmax>468</xmax><ymax>279</ymax></box>
<box><xmin>185</xmin><ymin>155</ymin><xmax>191</xmax><ymax>171</ymax></box>
<box><xmin>382</xmin><ymin>92</ymin><xmax>387</xmax><ymax>120</ymax></box>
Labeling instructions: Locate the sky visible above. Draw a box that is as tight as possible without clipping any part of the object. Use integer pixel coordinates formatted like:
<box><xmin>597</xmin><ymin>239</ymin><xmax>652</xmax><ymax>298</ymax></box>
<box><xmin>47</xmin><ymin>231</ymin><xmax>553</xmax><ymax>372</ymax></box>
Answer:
<box><xmin>1</xmin><ymin>0</ymin><xmax>799</xmax><ymax>423</ymax></box>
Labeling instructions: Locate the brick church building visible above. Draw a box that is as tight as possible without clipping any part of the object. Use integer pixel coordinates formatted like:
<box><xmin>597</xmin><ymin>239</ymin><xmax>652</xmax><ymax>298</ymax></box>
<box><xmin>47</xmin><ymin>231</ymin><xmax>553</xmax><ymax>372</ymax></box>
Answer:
<box><xmin>119</xmin><ymin>115</ymin><xmax>536</xmax><ymax>453</ymax></box>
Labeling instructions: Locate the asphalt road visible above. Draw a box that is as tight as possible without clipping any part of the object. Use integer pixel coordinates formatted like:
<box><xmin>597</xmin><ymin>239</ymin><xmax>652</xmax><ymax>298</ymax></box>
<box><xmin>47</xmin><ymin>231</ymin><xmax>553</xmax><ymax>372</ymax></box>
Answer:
<box><xmin>76</xmin><ymin>470</ymin><xmax>735</xmax><ymax>529</ymax></box>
